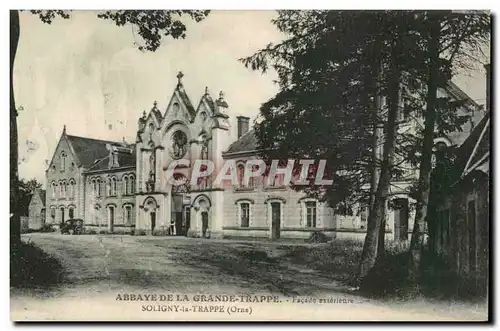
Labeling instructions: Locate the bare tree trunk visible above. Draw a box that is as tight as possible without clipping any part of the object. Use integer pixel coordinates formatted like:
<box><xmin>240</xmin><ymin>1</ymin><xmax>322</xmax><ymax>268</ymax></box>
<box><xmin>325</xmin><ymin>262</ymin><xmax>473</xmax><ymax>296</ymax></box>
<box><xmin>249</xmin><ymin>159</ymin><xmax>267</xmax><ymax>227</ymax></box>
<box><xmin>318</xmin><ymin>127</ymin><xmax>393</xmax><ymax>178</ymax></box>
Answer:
<box><xmin>10</xmin><ymin>10</ymin><xmax>20</xmax><ymax>245</ymax></box>
<box><xmin>408</xmin><ymin>15</ymin><xmax>441</xmax><ymax>281</ymax></box>
<box><xmin>359</xmin><ymin>43</ymin><xmax>401</xmax><ymax>280</ymax></box>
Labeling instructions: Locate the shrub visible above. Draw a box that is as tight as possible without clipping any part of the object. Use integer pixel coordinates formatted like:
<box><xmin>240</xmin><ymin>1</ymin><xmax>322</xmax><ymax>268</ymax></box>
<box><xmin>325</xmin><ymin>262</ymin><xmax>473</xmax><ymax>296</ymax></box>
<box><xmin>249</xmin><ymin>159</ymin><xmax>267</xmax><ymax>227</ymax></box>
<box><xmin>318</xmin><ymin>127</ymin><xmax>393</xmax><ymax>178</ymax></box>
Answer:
<box><xmin>99</xmin><ymin>230</ymin><xmax>109</xmax><ymax>235</ymax></box>
<box><xmin>135</xmin><ymin>230</ymin><xmax>146</xmax><ymax>236</ymax></box>
<box><xmin>40</xmin><ymin>224</ymin><xmax>55</xmax><ymax>233</ymax></box>
<box><xmin>305</xmin><ymin>232</ymin><xmax>330</xmax><ymax>244</ymax></box>
<box><xmin>86</xmin><ymin>229</ymin><xmax>97</xmax><ymax>235</ymax></box>
<box><xmin>129</xmin><ymin>230</ymin><xmax>135</xmax><ymax>236</ymax></box>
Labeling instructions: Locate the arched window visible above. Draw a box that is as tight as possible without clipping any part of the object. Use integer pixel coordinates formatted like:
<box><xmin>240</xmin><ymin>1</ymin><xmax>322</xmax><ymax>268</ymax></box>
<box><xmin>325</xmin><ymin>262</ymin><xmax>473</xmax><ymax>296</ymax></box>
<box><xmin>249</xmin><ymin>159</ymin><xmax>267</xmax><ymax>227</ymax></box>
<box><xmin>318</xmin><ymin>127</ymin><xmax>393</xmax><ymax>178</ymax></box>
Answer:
<box><xmin>68</xmin><ymin>206</ymin><xmax>75</xmax><ymax>219</ymax></box>
<box><xmin>59</xmin><ymin>180</ymin><xmax>66</xmax><ymax>198</ymax></box>
<box><xmin>60</xmin><ymin>152</ymin><xmax>67</xmax><ymax>172</ymax></box>
<box><xmin>51</xmin><ymin>182</ymin><xmax>57</xmax><ymax>198</ymax></box>
<box><xmin>68</xmin><ymin>179</ymin><xmax>75</xmax><ymax>197</ymax></box>
<box><xmin>123</xmin><ymin>204</ymin><xmax>134</xmax><ymax>226</ymax></box>
<box><xmin>96</xmin><ymin>178</ymin><xmax>102</xmax><ymax>197</ymax></box>
<box><xmin>130</xmin><ymin>175</ymin><xmax>135</xmax><ymax>194</ymax></box>
<box><xmin>123</xmin><ymin>175</ymin><xmax>129</xmax><ymax>195</ymax></box>
<box><xmin>237</xmin><ymin>164</ymin><xmax>245</xmax><ymax>187</ymax></box>
<box><xmin>111</xmin><ymin>177</ymin><xmax>117</xmax><ymax>196</ymax></box>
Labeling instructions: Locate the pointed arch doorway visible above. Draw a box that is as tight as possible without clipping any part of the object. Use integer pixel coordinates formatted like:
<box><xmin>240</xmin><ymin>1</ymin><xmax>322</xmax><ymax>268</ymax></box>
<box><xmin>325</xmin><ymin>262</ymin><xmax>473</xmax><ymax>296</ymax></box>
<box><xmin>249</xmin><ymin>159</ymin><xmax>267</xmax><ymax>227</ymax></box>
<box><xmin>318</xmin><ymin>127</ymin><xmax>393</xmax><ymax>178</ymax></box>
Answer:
<box><xmin>143</xmin><ymin>197</ymin><xmax>158</xmax><ymax>234</ymax></box>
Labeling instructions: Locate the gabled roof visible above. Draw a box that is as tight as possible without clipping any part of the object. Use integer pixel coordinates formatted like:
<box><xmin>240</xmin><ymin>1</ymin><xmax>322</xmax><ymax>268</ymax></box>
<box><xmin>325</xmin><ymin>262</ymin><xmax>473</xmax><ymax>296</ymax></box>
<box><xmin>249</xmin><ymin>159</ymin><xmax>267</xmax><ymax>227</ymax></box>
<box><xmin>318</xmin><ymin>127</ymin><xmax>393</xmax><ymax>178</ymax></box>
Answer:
<box><xmin>224</xmin><ymin>130</ymin><xmax>258</xmax><ymax>155</ymax></box>
<box><xmin>66</xmin><ymin>135</ymin><xmax>122</xmax><ymax>168</ymax></box>
<box><xmin>85</xmin><ymin>144</ymin><xmax>136</xmax><ymax>172</ymax></box>
<box><xmin>452</xmin><ymin>111</ymin><xmax>490</xmax><ymax>180</ymax></box>
<box><xmin>175</xmin><ymin>83</ymin><xmax>196</xmax><ymax>120</ymax></box>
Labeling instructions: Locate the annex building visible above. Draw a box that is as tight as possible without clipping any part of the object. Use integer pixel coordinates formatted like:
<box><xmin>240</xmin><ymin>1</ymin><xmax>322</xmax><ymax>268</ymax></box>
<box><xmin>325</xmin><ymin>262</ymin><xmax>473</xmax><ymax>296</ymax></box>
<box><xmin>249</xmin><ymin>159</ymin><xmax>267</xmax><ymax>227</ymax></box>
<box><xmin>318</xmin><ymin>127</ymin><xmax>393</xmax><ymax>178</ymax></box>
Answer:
<box><xmin>42</xmin><ymin>72</ymin><xmax>486</xmax><ymax>241</ymax></box>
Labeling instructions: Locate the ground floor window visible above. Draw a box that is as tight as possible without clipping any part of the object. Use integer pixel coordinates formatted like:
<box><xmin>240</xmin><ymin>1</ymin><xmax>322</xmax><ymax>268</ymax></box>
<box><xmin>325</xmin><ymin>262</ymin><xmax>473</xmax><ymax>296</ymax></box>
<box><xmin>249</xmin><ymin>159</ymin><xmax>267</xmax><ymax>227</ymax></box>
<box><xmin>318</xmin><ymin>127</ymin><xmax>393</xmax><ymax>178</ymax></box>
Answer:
<box><xmin>306</xmin><ymin>201</ymin><xmax>317</xmax><ymax>228</ymax></box>
<box><xmin>69</xmin><ymin>207</ymin><xmax>75</xmax><ymax>219</ymax></box>
<box><xmin>240</xmin><ymin>203</ymin><xmax>250</xmax><ymax>227</ymax></box>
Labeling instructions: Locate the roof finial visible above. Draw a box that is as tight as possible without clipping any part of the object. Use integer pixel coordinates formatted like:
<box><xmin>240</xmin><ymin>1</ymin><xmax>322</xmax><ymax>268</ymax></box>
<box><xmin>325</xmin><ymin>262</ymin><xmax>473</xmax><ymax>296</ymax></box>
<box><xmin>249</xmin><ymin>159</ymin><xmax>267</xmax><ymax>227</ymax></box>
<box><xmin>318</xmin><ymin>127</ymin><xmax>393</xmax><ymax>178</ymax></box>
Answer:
<box><xmin>205</xmin><ymin>86</ymin><xmax>209</xmax><ymax>95</ymax></box>
<box><xmin>153</xmin><ymin>100</ymin><xmax>158</xmax><ymax>109</ymax></box>
<box><xmin>219</xmin><ymin>90</ymin><xmax>225</xmax><ymax>100</ymax></box>
<box><xmin>177</xmin><ymin>71</ymin><xmax>184</xmax><ymax>85</ymax></box>
<box><xmin>142</xmin><ymin>110</ymin><xmax>147</xmax><ymax>118</ymax></box>
<box><xmin>63</xmin><ymin>124</ymin><xmax>66</xmax><ymax>134</ymax></box>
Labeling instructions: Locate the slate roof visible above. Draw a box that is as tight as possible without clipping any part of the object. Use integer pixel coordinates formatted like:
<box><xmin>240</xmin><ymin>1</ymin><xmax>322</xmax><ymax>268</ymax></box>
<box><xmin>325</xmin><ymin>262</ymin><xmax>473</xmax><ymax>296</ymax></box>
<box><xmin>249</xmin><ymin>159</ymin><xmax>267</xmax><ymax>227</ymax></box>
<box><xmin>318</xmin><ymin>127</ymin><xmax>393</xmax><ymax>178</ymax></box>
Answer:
<box><xmin>66</xmin><ymin>135</ymin><xmax>126</xmax><ymax>168</ymax></box>
<box><xmin>225</xmin><ymin>130</ymin><xmax>258</xmax><ymax>154</ymax></box>
<box><xmin>85</xmin><ymin>144</ymin><xmax>136</xmax><ymax>172</ymax></box>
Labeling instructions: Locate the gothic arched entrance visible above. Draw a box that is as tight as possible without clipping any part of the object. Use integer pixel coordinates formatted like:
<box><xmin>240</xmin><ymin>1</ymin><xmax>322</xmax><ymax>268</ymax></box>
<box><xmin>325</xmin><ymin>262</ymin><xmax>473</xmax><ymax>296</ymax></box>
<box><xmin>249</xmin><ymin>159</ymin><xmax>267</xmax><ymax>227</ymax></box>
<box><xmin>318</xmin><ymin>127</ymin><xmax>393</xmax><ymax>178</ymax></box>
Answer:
<box><xmin>191</xmin><ymin>194</ymin><xmax>211</xmax><ymax>238</ymax></box>
<box><xmin>143</xmin><ymin>197</ymin><xmax>158</xmax><ymax>234</ymax></box>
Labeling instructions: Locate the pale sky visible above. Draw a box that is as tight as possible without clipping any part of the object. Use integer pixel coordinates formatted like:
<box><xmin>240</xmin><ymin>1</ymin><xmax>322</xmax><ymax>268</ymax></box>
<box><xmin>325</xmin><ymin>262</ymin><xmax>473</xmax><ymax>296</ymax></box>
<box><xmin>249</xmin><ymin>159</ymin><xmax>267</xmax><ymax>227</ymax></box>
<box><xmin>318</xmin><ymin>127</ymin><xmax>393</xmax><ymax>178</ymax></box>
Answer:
<box><xmin>13</xmin><ymin>10</ymin><xmax>490</xmax><ymax>185</ymax></box>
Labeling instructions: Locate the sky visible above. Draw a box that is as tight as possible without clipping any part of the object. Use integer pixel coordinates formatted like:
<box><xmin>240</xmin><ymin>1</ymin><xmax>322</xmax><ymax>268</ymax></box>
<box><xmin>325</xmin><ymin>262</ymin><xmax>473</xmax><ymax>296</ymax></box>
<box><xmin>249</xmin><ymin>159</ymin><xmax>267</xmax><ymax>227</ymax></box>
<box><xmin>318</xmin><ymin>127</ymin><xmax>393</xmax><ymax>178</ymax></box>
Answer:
<box><xmin>13</xmin><ymin>10</ymin><xmax>490</xmax><ymax>185</ymax></box>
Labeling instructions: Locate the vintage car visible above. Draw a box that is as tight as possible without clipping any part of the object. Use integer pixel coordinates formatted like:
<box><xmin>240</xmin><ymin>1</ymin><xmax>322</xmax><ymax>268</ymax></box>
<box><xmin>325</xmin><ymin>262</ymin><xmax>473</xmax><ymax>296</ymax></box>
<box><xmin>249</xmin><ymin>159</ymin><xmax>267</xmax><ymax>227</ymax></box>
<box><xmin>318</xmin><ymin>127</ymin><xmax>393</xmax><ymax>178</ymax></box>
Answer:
<box><xmin>60</xmin><ymin>219</ymin><xmax>84</xmax><ymax>235</ymax></box>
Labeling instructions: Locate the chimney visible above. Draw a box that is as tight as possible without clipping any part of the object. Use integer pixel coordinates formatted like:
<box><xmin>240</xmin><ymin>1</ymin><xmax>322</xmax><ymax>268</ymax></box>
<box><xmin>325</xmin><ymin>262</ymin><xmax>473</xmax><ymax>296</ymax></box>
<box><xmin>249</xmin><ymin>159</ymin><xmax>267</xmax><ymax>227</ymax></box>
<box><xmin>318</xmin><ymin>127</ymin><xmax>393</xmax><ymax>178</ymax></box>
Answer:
<box><xmin>236</xmin><ymin>116</ymin><xmax>250</xmax><ymax>139</ymax></box>
<box><xmin>485</xmin><ymin>63</ymin><xmax>491</xmax><ymax>112</ymax></box>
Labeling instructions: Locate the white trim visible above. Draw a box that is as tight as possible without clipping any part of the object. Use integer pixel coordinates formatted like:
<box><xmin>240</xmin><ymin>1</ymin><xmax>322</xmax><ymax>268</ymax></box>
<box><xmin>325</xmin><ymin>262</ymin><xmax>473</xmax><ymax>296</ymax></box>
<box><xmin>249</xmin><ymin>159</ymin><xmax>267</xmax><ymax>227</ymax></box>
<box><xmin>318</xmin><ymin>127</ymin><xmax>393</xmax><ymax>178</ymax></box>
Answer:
<box><xmin>462</xmin><ymin>118</ymin><xmax>490</xmax><ymax>178</ymax></box>
<box><xmin>300</xmin><ymin>198</ymin><xmax>320</xmax><ymax>228</ymax></box>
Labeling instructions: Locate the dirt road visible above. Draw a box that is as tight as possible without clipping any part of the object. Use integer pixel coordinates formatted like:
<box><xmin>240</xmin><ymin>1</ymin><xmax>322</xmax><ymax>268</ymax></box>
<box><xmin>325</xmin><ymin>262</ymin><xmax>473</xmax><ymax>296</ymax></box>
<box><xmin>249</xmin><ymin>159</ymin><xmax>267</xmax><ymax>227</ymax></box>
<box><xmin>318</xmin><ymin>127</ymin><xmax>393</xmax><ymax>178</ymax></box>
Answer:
<box><xmin>10</xmin><ymin>233</ymin><xmax>488</xmax><ymax>321</ymax></box>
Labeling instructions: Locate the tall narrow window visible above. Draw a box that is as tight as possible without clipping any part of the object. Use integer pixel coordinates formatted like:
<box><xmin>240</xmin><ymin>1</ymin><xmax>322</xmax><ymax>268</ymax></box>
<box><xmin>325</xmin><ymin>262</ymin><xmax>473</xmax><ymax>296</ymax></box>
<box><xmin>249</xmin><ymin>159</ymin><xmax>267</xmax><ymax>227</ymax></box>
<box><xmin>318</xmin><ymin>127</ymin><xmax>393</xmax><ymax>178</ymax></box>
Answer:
<box><xmin>124</xmin><ymin>205</ymin><xmax>133</xmax><ymax>226</ymax></box>
<box><xmin>69</xmin><ymin>207</ymin><xmax>75</xmax><ymax>219</ymax></box>
<box><xmin>97</xmin><ymin>178</ymin><xmax>102</xmax><ymax>197</ymax></box>
<box><xmin>306</xmin><ymin>201</ymin><xmax>317</xmax><ymax>228</ymax></box>
<box><xmin>237</xmin><ymin>164</ymin><xmax>245</xmax><ymax>187</ymax></box>
<box><xmin>52</xmin><ymin>182</ymin><xmax>57</xmax><ymax>198</ymax></box>
<box><xmin>123</xmin><ymin>176</ymin><xmax>129</xmax><ymax>195</ymax></box>
<box><xmin>60</xmin><ymin>152</ymin><xmax>67</xmax><ymax>172</ymax></box>
<box><xmin>130</xmin><ymin>176</ymin><xmax>135</xmax><ymax>194</ymax></box>
<box><xmin>50</xmin><ymin>207</ymin><xmax>56</xmax><ymax>222</ymax></box>
<box><xmin>240</xmin><ymin>203</ymin><xmax>250</xmax><ymax>227</ymax></box>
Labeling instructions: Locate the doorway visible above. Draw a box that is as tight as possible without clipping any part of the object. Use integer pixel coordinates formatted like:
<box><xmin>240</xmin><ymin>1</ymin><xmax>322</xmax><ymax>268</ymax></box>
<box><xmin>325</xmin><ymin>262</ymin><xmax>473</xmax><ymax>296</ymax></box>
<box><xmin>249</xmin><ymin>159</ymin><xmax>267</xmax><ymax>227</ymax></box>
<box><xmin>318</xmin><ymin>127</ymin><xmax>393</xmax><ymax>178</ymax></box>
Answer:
<box><xmin>184</xmin><ymin>206</ymin><xmax>191</xmax><ymax>236</ymax></box>
<box><xmin>150</xmin><ymin>211</ymin><xmax>156</xmax><ymax>234</ymax></box>
<box><xmin>60</xmin><ymin>207</ymin><xmax>65</xmax><ymax>224</ymax></box>
<box><xmin>393</xmin><ymin>198</ymin><xmax>409</xmax><ymax>241</ymax></box>
<box><xmin>108</xmin><ymin>206</ymin><xmax>115</xmax><ymax>233</ymax></box>
<box><xmin>270</xmin><ymin>202</ymin><xmax>281</xmax><ymax>240</ymax></box>
<box><xmin>201</xmin><ymin>212</ymin><xmax>209</xmax><ymax>238</ymax></box>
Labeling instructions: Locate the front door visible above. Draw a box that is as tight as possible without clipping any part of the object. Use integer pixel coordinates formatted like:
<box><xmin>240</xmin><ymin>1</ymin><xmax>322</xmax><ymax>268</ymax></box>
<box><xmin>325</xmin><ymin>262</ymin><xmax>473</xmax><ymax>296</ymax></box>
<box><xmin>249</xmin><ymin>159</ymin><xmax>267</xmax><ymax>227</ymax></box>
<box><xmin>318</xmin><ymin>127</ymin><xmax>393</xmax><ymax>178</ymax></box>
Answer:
<box><xmin>60</xmin><ymin>207</ymin><xmax>65</xmax><ymax>224</ymax></box>
<box><xmin>393</xmin><ymin>198</ymin><xmax>409</xmax><ymax>241</ymax></box>
<box><xmin>150</xmin><ymin>211</ymin><xmax>156</xmax><ymax>234</ymax></box>
<box><xmin>201</xmin><ymin>212</ymin><xmax>208</xmax><ymax>238</ymax></box>
<box><xmin>184</xmin><ymin>206</ymin><xmax>191</xmax><ymax>236</ymax></box>
<box><xmin>271</xmin><ymin>202</ymin><xmax>281</xmax><ymax>240</ymax></box>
